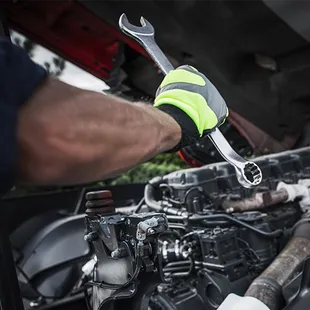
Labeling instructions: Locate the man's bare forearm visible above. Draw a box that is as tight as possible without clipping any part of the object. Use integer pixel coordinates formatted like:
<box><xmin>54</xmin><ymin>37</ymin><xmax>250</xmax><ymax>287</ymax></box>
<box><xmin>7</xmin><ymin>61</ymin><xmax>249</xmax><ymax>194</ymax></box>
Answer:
<box><xmin>17</xmin><ymin>77</ymin><xmax>181</xmax><ymax>185</ymax></box>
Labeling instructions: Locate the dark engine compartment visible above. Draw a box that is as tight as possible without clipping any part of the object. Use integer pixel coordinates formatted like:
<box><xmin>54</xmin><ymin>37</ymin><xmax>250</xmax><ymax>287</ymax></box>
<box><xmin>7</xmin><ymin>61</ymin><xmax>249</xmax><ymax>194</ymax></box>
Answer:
<box><xmin>140</xmin><ymin>148</ymin><xmax>310</xmax><ymax>310</ymax></box>
<box><xmin>8</xmin><ymin>146</ymin><xmax>310</xmax><ymax>310</ymax></box>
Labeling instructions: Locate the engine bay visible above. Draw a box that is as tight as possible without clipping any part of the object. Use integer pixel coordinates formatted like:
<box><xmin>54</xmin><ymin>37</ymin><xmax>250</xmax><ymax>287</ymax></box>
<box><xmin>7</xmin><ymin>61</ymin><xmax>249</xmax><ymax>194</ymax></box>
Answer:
<box><xmin>2</xmin><ymin>2</ymin><xmax>310</xmax><ymax>310</ymax></box>
<box><xmin>9</xmin><ymin>146</ymin><xmax>310</xmax><ymax>310</ymax></box>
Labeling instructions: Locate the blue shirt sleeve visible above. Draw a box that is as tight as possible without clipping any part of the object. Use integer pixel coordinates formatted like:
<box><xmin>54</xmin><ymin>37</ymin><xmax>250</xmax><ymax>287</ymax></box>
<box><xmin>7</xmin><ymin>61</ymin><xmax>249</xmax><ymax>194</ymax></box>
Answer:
<box><xmin>0</xmin><ymin>38</ymin><xmax>47</xmax><ymax>196</ymax></box>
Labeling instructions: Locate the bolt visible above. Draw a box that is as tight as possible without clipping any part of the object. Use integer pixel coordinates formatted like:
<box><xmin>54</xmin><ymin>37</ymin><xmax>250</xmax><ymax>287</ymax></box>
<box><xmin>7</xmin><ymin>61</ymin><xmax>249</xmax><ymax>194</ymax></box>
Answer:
<box><xmin>84</xmin><ymin>232</ymin><xmax>98</xmax><ymax>242</ymax></box>
<box><xmin>30</xmin><ymin>297</ymin><xmax>45</xmax><ymax>307</ymax></box>
<box><xmin>111</xmin><ymin>246</ymin><xmax>128</xmax><ymax>259</ymax></box>
<box><xmin>147</xmin><ymin>228</ymin><xmax>155</xmax><ymax>234</ymax></box>
<box><xmin>111</xmin><ymin>249</ymin><xmax>120</xmax><ymax>259</ymax></box>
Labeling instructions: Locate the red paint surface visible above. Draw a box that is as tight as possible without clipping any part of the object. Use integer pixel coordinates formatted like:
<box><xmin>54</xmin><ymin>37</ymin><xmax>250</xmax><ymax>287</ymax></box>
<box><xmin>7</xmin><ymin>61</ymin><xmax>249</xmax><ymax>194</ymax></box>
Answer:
<box><xmin>5</xmin><ymin>0</ymin><xmax>148</xmax><ymax>81</ymax></box>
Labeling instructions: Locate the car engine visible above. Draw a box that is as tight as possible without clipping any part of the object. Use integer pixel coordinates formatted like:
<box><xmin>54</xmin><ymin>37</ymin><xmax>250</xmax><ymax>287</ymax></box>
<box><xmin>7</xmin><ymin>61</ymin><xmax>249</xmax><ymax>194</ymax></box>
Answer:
<box><xmin>13</xmin><ymin>147</ymin><xmax>310</xmax><ymax>310</ymax></box>
<box><xmin>81</xmin><ymin>147</ymin><xmax>310</xmax><ymax>310</ymax></box>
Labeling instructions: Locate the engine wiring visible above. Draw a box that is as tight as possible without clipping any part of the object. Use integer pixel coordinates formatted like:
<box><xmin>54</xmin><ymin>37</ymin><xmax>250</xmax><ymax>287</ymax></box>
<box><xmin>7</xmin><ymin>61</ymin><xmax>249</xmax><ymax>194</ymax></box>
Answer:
<box><xmin>86</xmin><ymin>257</ymin><xmax>142</xmax><ymax>291</ymax></box>
<box><xmin>83</xmin><ymin>257</ymin><xmax>142</xmax><ymax>310</ymax></box>
<box><xmin>237</xmin><ymin>238</ymin><xmax>261</xmax><ymax>275</ymax></box>
<box><xmin>188</xmin><ymin>214</ymin><xmax>284</xmax><ymax>238</ymax></box>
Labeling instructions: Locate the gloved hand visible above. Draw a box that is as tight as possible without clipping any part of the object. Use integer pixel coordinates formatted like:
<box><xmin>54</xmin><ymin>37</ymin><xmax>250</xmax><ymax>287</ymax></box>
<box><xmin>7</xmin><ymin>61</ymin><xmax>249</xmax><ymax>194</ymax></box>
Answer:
<box><xmin>154</xmin><ymin>65</ymin><xmax>228</xmax><ymax>151</ymax></box>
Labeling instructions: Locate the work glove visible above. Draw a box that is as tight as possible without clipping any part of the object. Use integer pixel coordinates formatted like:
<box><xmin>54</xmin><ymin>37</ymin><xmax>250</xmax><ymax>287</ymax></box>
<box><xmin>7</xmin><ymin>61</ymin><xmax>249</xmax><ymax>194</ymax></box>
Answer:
<box><xmin>154</xmin><ymin>65</ymin><xmax>228</xmax><ymax>151</ymax></box>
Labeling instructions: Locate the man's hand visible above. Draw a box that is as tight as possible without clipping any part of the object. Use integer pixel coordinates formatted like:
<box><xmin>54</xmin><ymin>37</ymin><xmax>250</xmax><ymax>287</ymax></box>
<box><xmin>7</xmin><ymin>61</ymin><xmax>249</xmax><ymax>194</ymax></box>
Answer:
<box><xmin>17</xmin><ymin>64</ymin><xmax>226</xmax><ymax>186</ymax></box>
<box><xmin>17</xmin><ymin>78</ymin><xmax>182</xmax><ymax>185</ymax></box>
<box><xmin>154</xmin><ymin>65</ymin><xmax>229</xmax><ymax>150</ymax></box>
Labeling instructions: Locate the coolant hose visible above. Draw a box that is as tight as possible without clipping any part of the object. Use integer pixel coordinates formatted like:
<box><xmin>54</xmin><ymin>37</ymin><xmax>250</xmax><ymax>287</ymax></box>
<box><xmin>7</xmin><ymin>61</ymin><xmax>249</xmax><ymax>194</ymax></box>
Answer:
<box><xmin>144</xmin><ymin>177</ymin><xmax>163</xmax><ymax>212</ymax></box>
<box><xmin>144</xmin><ymin>177</ymin><xmax>189</xmax><ymax>217</ymax></box>
<box><xmin>245</xmin><ymin>219</ymin><xmax>310</xmax><ymax>310</ymax></box>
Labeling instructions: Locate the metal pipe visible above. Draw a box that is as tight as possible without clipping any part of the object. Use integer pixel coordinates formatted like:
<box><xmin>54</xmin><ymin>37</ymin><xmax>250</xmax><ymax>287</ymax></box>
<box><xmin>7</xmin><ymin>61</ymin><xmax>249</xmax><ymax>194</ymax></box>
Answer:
<box><xmin>144</xmin><ymin>181</ymin><xmax>188</xmax><ymax>217</ymax></box>
<box><xmin>222</xmin><ymin>189</ymin><xmax>289</xmax><ymax>213</ymax></box>
<box><xmin>166</xmin><ymin>215</ymin><xmax>183</xmax><ymax>221</ymax></box>
<box><xmin>245</xmin><ymin>219</ymin><xmax>310</xmax><ymax>310</ymax></box>
<box><xmin>164</xmin><ymin>261</ymin><xmax>191</xmax><ymax>268</ymax></box>
<box><xmin>167</xmin><ymin>224</ymin><xmax>187</xmax><ymax>231</ymax></box>
<box><xmin>163</xmin><ymin>267</ymin><xmax>189</xmax><ymax>272</ymax></box>
<box><xmin>144</xmin><ymin>183</ymin><xmax>162</xmax><ymax>212</ymax></box>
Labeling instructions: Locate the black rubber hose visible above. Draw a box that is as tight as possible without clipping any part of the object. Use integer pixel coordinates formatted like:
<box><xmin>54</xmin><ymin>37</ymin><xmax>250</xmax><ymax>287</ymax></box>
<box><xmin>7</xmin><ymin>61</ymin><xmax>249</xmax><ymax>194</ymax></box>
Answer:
<box><xmin>144</xmin><ymin>181</ymin><xmax>188</xmax><ymax>216</ymax></box>
<box><xmin>168</xmin><ymin>224</ymin><xmax>186</xmax><ymax>231</ymax></box>
<box><xmin>166</xmin><ymin>215</ymin><xmax>184</xmax><ymax>221</ymax></box>
<box><xmin>163</xmin><ymin>266</ymin><xmax>188</xmax><ymax>273</ymax></box>
<box><xmin>87</xmin><ymin>257</ymin><xmax>142</xmax><ymax>291</ymax></box>
<box><xmin>188</xmin><ymin>214</ymin><xmax>283</xmax><ymax>238</ymax></box>
<box><xmin>134</xmin><ymin>197</ymin><xmax>145</xmax><ymax>213</ymax></box>
<box><xmin>164</xmin><ymin>261</ymin><xmax>191</xmax><ymax>268</ymax></box>
<box><xmin>145</xmin><ymin>178</ymin><xmax>282</xmax><ymax>239</ymax></box>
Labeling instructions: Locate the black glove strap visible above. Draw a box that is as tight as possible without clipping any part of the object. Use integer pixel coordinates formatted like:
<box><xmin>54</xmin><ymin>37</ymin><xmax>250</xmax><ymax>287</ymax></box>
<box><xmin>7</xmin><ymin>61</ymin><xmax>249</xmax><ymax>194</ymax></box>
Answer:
<box><xmin>157</xmin><ymin>104</ymin><xmax>200</xmax><ymax>152</ymax></box>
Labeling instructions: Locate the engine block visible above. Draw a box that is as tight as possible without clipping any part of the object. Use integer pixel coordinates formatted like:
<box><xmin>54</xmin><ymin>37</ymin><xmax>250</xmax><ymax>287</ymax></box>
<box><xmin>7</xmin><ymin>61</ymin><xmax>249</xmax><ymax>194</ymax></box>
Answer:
<box><xmin>14</xmin><ymin>147</ymin><xmax>310</xmax><ymax>310</ymax></box>
<box><xmin>143</xmin><ymin>147</ymin><xmax>310</xmax><ymax>310</ymax></box>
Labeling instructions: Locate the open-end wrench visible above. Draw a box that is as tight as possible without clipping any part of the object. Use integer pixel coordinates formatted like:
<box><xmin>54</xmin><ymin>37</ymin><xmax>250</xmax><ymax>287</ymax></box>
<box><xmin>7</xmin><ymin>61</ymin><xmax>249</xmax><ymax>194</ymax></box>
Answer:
<box><xmin>119</xmin><ymin>13</ymin><xmax>262</xmax><ymax>188</ymax></box>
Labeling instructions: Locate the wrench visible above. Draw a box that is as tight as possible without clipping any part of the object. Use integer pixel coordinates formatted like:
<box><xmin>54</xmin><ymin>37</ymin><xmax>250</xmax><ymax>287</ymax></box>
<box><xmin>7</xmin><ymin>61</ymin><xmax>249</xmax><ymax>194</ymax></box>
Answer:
<box><xmin>119</xmin><ymin>13</ymin><xmax>262</xmax><ymax>189</ymax></box>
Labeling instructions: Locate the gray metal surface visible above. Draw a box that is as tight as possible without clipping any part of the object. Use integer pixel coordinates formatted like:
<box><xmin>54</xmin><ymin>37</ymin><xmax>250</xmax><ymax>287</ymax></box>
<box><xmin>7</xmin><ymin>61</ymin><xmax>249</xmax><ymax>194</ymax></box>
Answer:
<box><xmin>263</xmin><ymin>0</ymin><xmax>310</xmax><ymax>42</ymax></box>
<box><xmin>119</xmin><ymin>13</ymin><xmax>262</xmax><ymax>188</ymax></box>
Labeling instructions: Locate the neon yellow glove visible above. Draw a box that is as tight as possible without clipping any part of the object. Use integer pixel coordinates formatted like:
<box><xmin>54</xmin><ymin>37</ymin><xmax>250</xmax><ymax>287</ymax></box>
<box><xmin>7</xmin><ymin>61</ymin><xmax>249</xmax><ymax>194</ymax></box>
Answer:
<box><xmin>154</xmin><ymin>65</ymin><xmax>229</xmax><ymax>150</ymax></box>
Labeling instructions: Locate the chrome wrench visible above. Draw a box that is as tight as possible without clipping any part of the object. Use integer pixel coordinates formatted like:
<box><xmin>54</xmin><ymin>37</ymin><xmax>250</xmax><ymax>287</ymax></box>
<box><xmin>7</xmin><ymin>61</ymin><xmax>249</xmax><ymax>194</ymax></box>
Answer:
<box><xmin>119</xmin><ymin>13</ymin><xmax>262</xmax><ymax>188</ymax></box>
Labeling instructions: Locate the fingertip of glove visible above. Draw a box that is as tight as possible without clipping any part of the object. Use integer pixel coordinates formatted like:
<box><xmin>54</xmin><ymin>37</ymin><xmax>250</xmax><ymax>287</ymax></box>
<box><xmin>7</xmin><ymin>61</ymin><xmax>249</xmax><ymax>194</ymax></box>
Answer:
<box><xmin>189</xmin><ymin>65</ymin><xmax>199</xmax><ymax>72</ymax></box>
<box><xmin>177</xmin><ymin>65</ymin><xmax>199</xmax><ymax>73</ymax></box>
